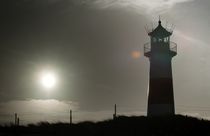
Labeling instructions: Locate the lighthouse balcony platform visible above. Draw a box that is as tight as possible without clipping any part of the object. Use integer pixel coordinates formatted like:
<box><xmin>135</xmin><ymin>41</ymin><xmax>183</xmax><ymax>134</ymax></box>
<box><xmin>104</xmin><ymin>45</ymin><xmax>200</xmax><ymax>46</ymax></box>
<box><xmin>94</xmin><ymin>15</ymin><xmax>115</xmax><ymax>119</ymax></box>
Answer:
<box><xmin>144</xmin><ymin>42</ymin><xmax>177</xmax><ymax>57</ymax></box>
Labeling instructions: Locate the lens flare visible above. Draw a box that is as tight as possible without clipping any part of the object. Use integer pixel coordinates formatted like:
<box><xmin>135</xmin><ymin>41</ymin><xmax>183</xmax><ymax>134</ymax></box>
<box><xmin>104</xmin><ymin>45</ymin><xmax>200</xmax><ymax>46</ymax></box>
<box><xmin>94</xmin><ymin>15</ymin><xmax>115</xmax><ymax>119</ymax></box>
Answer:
<box><xmin>131</xmin><ymin>51</ymin><xmax>141</xmax><ymax>59</ymax></box>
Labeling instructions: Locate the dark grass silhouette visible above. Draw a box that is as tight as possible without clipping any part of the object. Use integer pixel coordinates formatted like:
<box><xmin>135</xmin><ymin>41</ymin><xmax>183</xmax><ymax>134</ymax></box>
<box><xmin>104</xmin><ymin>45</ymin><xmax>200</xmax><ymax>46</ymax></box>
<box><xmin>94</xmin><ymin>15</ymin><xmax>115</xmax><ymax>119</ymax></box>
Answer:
<box><xmin>0</xmin><ymin>115</ymin><xmax>210</xmax><ymax>136</ymax></box>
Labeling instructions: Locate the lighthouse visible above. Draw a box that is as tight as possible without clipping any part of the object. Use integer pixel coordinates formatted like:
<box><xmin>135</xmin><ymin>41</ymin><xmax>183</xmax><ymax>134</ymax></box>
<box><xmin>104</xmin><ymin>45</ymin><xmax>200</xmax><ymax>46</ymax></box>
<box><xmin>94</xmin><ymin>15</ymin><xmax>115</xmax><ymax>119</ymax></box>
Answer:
<box><xmin>144</xmin><ymin>19</ymin><xmax>177</xmax><ymax>116</ymax></box>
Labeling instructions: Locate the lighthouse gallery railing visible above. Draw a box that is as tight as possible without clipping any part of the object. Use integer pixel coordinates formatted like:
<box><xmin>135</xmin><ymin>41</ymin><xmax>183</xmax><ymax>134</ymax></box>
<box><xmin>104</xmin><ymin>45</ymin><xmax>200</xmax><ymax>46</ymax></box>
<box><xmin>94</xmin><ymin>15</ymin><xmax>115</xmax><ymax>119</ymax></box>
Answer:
<box><xmin>144</xmin><ymin>42</ymin><xmax>177</xmax><ymax>55</ymax></box>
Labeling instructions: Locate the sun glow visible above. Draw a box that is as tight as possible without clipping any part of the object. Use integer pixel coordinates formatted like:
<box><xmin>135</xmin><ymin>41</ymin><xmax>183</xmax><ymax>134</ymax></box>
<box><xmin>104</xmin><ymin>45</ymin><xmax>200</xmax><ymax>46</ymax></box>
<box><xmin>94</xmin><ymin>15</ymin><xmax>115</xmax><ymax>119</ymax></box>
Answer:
<box><xmin>40</xmin><ymin>72</ymin><xmax>57</xmax><ymax>89</ymax></box>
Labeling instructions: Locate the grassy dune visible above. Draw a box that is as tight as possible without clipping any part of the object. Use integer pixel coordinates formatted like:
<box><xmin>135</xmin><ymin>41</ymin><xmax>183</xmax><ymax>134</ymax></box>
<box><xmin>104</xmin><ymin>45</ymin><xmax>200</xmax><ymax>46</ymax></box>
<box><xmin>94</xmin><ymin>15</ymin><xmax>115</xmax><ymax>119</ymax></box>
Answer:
<box><xmin>0</xmin><ymin>115</ymin><xmax>209</xmax><ymax>136</ymax></box>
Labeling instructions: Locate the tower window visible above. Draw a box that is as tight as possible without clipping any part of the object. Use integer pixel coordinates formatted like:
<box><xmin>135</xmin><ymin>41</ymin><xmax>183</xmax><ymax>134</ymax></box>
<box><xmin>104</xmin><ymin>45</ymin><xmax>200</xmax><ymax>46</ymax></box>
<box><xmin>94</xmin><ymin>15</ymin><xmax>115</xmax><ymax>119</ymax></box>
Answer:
<box><xmin>158</xmin><ymin>38</ymin><xmax>163</xmax><ymax>42</ymax></box>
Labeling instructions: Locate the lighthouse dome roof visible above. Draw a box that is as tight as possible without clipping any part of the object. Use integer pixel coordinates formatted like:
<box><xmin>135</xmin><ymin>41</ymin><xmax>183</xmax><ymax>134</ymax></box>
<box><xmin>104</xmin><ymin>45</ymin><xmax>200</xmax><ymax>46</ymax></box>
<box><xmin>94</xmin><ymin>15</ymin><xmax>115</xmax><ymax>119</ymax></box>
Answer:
<box><xmin>148</xmin><ymin>20</ymin><xmax>172</xmax><ymax>38</ymax></box>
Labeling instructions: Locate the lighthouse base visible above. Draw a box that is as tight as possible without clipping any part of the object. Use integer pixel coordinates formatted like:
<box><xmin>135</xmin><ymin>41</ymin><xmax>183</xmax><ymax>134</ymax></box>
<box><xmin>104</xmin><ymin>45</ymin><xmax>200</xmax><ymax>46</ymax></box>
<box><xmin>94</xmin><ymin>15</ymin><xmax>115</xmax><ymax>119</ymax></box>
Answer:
<box><xmin>147</xmin><ymin>104</ymin><xmax>175</xmax><ymax>116</ymax></box>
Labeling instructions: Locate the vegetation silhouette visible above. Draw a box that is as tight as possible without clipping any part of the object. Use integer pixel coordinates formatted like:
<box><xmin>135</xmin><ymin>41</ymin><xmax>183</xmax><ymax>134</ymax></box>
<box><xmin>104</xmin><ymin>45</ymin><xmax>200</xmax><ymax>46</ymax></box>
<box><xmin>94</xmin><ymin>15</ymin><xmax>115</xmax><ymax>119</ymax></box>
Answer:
<box><xmin>0</xmin><ymin>115</ymin><xmax>210</xmax><ymax>136</ymax></box>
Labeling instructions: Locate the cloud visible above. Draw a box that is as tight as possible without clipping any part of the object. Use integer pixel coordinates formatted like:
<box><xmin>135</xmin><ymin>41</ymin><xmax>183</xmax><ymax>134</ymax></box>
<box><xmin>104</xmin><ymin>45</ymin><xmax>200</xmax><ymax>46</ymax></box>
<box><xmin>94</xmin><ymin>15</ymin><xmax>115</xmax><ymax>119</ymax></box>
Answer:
<box><xmin>179</xmin><ymin>112</ymin><xmax>210</xmax><ymax>120</ymax></box>
<box><xmin>89</xmin><ymin>0</ymin><xmax>193</xmax><ymax>14</ymax></box>
<box><xmin>75</xmin><ymin>110</ymin><xmax>146</xmax><ymax>122</ymax></box>
<box><xmin>0</xmin><ymin>99</ymin><xmax>78</xmax><ymax>124</ymax></box>
<box><xmin>0</xmin><ymin>99</ymin><xmax>147</xmax><ymax>125</ymax></box>
<box><xmin>180</xmin><ymin>112</ymin><xmax>201</xmax><ymax>117</ymax></box>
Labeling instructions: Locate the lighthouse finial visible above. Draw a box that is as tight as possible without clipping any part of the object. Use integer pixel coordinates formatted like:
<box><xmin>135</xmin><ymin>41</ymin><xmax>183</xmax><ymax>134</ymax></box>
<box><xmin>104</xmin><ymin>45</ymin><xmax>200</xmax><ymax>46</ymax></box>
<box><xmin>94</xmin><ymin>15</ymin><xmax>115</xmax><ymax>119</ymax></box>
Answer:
<box><xmin>158</xmin><ymin>15</ymin><xmax>161</xmax><ymax>25</ymax></box>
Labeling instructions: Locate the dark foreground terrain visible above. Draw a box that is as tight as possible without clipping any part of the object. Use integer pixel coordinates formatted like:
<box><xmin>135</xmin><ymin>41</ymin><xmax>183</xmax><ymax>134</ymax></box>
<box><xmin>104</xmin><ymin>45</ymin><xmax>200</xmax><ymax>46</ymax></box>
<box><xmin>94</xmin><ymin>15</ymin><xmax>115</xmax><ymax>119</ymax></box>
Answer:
<box><xmin>0</xmin><ymin>115</ymin><xmax>210</xmax><ymax>136</ymax></box>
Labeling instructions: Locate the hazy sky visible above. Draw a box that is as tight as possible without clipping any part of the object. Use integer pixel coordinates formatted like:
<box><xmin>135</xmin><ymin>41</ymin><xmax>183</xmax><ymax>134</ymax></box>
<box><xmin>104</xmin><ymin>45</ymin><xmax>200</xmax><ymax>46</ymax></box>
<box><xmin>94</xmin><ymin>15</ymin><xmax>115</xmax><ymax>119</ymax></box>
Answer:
<box><xmin>0</xmin><ymin>0</ymin><xmax>210</xmax><ymax>124</ymax></box>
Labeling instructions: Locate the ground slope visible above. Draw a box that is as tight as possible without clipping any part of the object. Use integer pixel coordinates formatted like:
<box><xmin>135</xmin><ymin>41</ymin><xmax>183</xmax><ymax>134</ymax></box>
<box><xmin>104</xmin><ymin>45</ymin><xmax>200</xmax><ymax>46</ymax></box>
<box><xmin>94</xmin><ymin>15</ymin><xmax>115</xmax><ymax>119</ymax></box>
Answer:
<box><xmin>0</xmin><ymin>115</ymin><xmax>209</xmax><ymax>136</ymax></box>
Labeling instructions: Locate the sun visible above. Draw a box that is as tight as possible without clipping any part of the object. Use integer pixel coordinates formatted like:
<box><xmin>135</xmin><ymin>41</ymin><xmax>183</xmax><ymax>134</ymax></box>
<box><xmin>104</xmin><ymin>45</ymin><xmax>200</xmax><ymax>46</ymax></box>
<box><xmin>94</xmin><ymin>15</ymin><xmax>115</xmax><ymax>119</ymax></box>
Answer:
<box><xmin>40</xmin><ymin>72</ymin><xmax>57</xmax><ymax>89</ymax></box>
